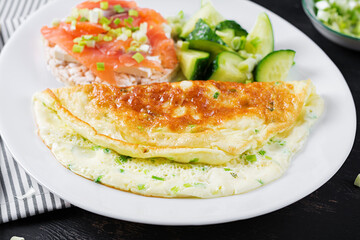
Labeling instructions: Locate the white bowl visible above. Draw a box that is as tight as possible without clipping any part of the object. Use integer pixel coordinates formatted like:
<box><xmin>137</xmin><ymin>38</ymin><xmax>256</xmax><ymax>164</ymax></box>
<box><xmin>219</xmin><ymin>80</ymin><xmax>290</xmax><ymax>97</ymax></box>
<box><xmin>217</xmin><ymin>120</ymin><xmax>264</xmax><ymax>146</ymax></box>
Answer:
<box><xmin>302</xmin><ymin>0</ymin><xmax>360</xmax><ymax>51</ymax></box>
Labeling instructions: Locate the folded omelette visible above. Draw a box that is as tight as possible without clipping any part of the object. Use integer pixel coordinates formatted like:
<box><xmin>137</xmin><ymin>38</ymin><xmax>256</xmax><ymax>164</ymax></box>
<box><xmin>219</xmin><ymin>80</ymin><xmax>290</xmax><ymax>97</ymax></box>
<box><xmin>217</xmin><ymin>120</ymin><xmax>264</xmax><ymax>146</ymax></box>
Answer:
<box><xmin>33</xmin><ymin>80</ymin><xmax>323</xmax><ymax>198</ymax></box>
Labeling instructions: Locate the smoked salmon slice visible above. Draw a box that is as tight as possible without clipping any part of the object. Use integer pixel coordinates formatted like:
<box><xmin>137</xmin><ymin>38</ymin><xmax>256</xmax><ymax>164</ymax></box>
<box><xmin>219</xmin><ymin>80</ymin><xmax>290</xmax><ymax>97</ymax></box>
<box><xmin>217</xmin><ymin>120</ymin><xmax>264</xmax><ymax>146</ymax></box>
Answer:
<box><xmin>41</xmin><ymin>0</ymin><xmax>178</xmax><ymax>85</ymax></box>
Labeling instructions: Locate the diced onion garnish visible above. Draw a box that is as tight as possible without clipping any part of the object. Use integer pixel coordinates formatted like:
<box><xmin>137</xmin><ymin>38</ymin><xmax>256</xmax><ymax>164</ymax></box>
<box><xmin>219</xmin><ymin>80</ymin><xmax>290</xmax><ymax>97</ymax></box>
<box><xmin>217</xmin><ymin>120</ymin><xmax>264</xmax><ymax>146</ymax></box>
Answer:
<box><xmin>97</xmin><ymin>62</ymin><xmax>105</xmax><ymax>71</ymax></box>
<box><xmin>72</xmin><ymin>44</ymin><xmax>84</xmax><ymax>53</ymax></box>
<box><xmin>117</xmin><ymin>33</ymin><xmax>128</xmax><ymax>41</ymax></box>
<box><xmin>139</xmin><ymin>44</ymin><xmax>150</xmax><ymax>52</ymax></box>
<box><xmin>132</xmin><ymin>52</ymin><xmax>144</xmax><ymax>63</ymax></box>
<box><xmin>86</xmin><ymin>40</ymin><xmax>96</xmax><ymax>48</ymax></box>
<box><xmin>100</xmin><ymin>1</ymin><xmax>109</xmax><ymax>10</ymax></box>
<box><xmin>354</xmin><ymin>174</ymin><xmax>360</xmax><ymax>187</ymax></box>
<box><xmin>89</xmin><ymin>10</ymin><xmax>99</xmax><ymax>23</ymax></box>
<box><xmin>128</xmin><ymin>9</ymin><xmax>139</xmax><ymax>17</ymax></box>
<box><xmin>162</xmin><ymin>23</ymin><xmax>172</xmax><ymax>38</ymax></box>
<box><xmin>114</xmin><ymin>4</ymin><xmax>125</xmax><ymax>13</ymax></box>
<box><xmin>315</xmin><ymin>1</ymin><xmax>330</xmax><ymax>10</ymax></box>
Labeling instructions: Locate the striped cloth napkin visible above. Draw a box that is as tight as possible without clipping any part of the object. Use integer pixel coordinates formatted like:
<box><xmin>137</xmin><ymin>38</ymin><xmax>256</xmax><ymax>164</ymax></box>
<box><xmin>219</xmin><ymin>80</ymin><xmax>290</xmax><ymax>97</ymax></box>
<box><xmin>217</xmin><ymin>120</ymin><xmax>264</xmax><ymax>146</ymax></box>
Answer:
<box><xmin>0</xmin><ymin>0</ymin><xmax>71</xmax><ymax>224</ymax></box>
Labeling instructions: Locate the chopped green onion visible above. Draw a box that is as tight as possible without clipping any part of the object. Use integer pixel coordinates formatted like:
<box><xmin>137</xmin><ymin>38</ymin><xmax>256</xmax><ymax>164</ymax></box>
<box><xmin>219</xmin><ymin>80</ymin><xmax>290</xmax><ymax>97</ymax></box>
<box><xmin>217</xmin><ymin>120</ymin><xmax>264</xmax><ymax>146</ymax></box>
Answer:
<box><xmin>258</xmin><ymin>150</ymin><xmax>266</xmax><ymax>156</ymax></box>
<box><xmin>143</xmin><ymin>169</ymin><xmax>149</xmax><ymax>174</ymax></box>
<box><xmin>177</xmin><ymin>41</ymin><xmax>189</xmax><ymax>50</ymax></box>
<box><xmin>82</xmin><ymin>35</ymin><xmax>93</xmax><ymax>40</ymax></box>
<box><xmin>231</xmin><ymin>36</ymin><xmax>242</xmax><ymax>51</ymax></box>
<box><xmin>189</xmin><ymin>158</ymin><xmax>199</xmax><ymax>163</ymax></box>
<box><xmin>128</xmin><ymin>9</ymin><xmax>138</xmax><ymax>17</ymax></box>
<box><xmin>213</xmin><ymin>92</ymin><xmax>220</xmax><ymax>99</ymax></box>
<box><xmin>100</xmin><ymin>1</ymin><xmax>109</xmax><ymax>10</ymax></box>
<box><xmin>92</xmin><ymin>145</ymin><xmax>101</xmax><ymax>150</ymax></box>
<box><xmin>177</xmin><ymin>10</ymin><xmax>184</xmax><ymax>19</ymax></box>
<box><xmin>239</xmin><ymin>36</ymin><xmax>246</xmax><ymax>50</ymax></box>
<box><xmin>230</xmin><ymin>172</ymin><xmax>238</xmax><ymax>178</ymax></box>
<box><xmin>114</xmin><ymin>4</ymin><xmax>125</xmax><ymax>13</ymax></box>
<box><xmin>354</xmin><ymin>174</ymin><xmax>360</xmax><ymax>187</ymax></box>
<box><xmin>119</xmin><ymin>169</ymin><xmax>125</xmax><ymax>173</ymax></box>
<box><xmin>79</xmin><ymin>8</ymin><xmax>89</xmax><ymax>18</ymax></box>
<box><xmin>265</xmin><ymin>155</ymin><xmax>272</xmax><ymax>160</ymax></box>
<box><xmin>250</xmin><ymin>37</ymin><xmax>261</xmax><ymax>48</ymax></box>
<box><xmin>137</xmin><ymin>184</ymin><xmax>146</xmax><ymax>190</ymax></box>
<box><xmin>171</xmin><ymin>186</ymin><xmax>180</xmax><ymax>194</ymax></box>
<box><xmin>183</xmin><ymin>183</ymin><xmax>192</xmax><ymax>188</ymax></box>
<box><xmin>70</xmin><ymin>20</ymin><xmax>77</xmax><ymax>30</ymax></box>
<box><xmin>132</xmin><ymin>52</ymin><xmax>144</xmax><ymax>63</ymax></box>
<box><xmin>224</xmin><ymin>168</ymin><xmax>231</xmax><ymax>171</ymax></box>
<box><xmin>102</xmin><ymin>24</ymin><xmax>111</xmax><ymax>31</ymax></box>
<box><xmin>79</xmin><ymin>17</ymin><xmax>88</xmax><ymax>22</ymax></box>
<box><xmin>246</xmin><ymin>154</ymin><xmax>257</xmax><ymax>163</ymax></box>
<box><xmin>103</xmin><ymin>35</ymin><xmax>113</xmax><ymax>41</ymax></box>
<box><xmin>94</xmin><ymin>175</ymin><xmax>103</xmax><ymax>183</ymax></box>
<box><xmin>71</xmin><ymin>8</ymin><xmax>79</xmax><ymax>18</ymax></box>
<box><xmin>51</xmin><ymin>19</ymin><xmax>60</xmax><ymax>27</ymax></box>
<box><xmin>114</xmin><ymin>18</ymin><xmax>121</xmax><ymax>25</ymax></box>
<box><xmin>152</xmin><ymin>176</ymin><xmax>165</xmax><ymax>181</ymax></box>
<box><xmin>72</xmin><ymin>44</ymin><xmax>84</xmax><ymax>53</ymax></box>
<box><xmin>124</xmin><ymin>17</ymin><xmax>134</xmax><ymax>26</ymax></box>
<box><xmin>65</xmin><ymin>16</ymin><xmax>76</xmax><ymax>23</ymax></box>
<box><xmin>96</xmin><ymin>62</ymin><xmax>105</xmax><ymax>71</ymax></box>
<box><xmin>103</xmin><ymin>148</ymin><xmax>111</xmax><ymax>153</ymax></box>
<box><xmin>67</xmin><ymin>164</ymin><xmax>72</xmax><ymax>170</ymax></box>
<box><xmin>257</xmin><ymin>179</ymin><xmax>264</xmax><ymax>185</ymax></box>
<box><xmin>99</xmin><ymin>16</ymin><xmax>111</xmax><ymax>25</ymax></box>
<box><xmin>254</xmin><ymin>129</ymin><xmax>259</xmax><ymax>133</ymax></box>
<box><xmin>118</xmin><ymin>155</ymin><xmax>131</xmax><ymax>164</ymax></box>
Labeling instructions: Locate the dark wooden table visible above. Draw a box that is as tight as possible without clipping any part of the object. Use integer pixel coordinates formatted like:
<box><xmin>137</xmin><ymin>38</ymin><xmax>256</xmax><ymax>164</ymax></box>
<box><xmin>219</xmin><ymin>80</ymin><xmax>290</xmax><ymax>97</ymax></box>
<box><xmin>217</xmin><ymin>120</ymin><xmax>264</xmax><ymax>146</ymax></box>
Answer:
<box><xmin>1</xmin><ymin>0</ymin><xmax>360</xmax><ymax>239</ymax></box>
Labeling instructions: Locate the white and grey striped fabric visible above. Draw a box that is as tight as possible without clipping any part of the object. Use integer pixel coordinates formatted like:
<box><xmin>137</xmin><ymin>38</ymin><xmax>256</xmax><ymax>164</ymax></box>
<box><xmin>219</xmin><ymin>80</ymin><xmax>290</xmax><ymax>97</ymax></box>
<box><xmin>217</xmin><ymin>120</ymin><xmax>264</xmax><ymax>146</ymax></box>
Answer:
<box><xmin>0</xmin><ymin>0</ymin><xmax>71</xmax><ymax>224</ymax></box>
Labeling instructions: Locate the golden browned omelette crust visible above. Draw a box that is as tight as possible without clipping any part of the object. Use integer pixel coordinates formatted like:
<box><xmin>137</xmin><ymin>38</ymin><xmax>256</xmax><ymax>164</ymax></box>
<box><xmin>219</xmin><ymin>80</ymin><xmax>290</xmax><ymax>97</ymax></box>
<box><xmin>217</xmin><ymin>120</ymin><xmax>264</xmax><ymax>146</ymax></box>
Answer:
<box><xmin>37</xmin><ymin>80</ymin><xmax>311</xmax><ymax>165</ymax></box>
<box><xmin>82</xmin><ymin>80</ymin><xmax>301</xmax><ymax>131</ymax></box>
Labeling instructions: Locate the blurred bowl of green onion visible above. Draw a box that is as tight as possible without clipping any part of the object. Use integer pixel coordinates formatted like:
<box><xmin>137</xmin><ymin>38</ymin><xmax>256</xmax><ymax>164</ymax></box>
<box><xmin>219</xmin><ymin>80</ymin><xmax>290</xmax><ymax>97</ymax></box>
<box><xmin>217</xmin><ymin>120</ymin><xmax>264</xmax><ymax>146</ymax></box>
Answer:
<box><xmin>302</xmin><ymin>0</ymin><xmax>360</xmax><ymax>51</ymax></box>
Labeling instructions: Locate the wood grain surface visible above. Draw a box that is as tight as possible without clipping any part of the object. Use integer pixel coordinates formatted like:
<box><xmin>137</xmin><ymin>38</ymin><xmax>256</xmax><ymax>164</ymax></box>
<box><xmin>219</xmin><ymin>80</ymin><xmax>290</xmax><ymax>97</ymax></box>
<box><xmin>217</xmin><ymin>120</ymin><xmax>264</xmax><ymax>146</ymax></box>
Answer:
<box><xmin>1</xmin><ymin>0</ymin><xmax>360</xmax><ymax>239</ymax></box>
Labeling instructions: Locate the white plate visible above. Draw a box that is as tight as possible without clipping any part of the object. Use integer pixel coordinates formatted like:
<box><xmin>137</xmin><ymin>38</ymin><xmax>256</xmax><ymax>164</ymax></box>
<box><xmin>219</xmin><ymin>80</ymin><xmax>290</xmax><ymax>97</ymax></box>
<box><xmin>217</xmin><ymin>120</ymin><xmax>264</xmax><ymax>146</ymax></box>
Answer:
<box><xmin>0</xmin><ymin>0</ymin><xmax>356</xmax><ymax>225</ymax></box>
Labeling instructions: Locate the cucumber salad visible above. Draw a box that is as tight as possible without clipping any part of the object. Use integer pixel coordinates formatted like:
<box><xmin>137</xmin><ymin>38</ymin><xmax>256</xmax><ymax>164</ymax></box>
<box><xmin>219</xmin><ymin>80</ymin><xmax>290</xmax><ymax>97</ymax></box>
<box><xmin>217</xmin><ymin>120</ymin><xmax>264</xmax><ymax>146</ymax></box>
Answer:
<box><xmin>168</xmin><ymin>0</ymin><xmax>296</xmax><ymax>82</ymax></box>
<box><xmin>314</xmin><ymin>0</ymin><xmax>360</xmax><ymax>38</ymax></box>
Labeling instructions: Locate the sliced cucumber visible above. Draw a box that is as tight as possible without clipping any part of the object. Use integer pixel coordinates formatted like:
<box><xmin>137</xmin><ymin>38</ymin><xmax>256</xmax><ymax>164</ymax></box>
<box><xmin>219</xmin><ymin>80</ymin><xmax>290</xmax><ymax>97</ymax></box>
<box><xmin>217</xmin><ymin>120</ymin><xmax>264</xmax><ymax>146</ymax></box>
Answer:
<box><xmin>215</xmin><ymin>20</ymin><xmax>248</xmax><ymax>37</ymax></box>
<box><xmin>254</xmin><ymin>50</ymin><xmax>295</xmax><ymax>82</ymax></box>
<box><xmin>179</xmin><ymin>49</ymin><xmax>210</xmax><ymax>80</ymax></box>
<box><xmin>180</xmin><ymin>1</ymin><xmax>224</xmax><ymax>38</ymax></box>
<box><xmin>186</xmin><ymin>19</ymin><xmax>226</xmax><ymax>45</ymax></box>
<box><xmin>209</xmin><ymin>51</ymin><xmax>246</xmax><ymax>82</ymax></box>
<box><xmin>189</xmin><ymin>39</ymin><xmax>234</xmax><ymax>58</ymax></box>
<box><xmin>245</xmin><ymin>13</ymin><xmax>274</xmax><ymax>57</ymax></box>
